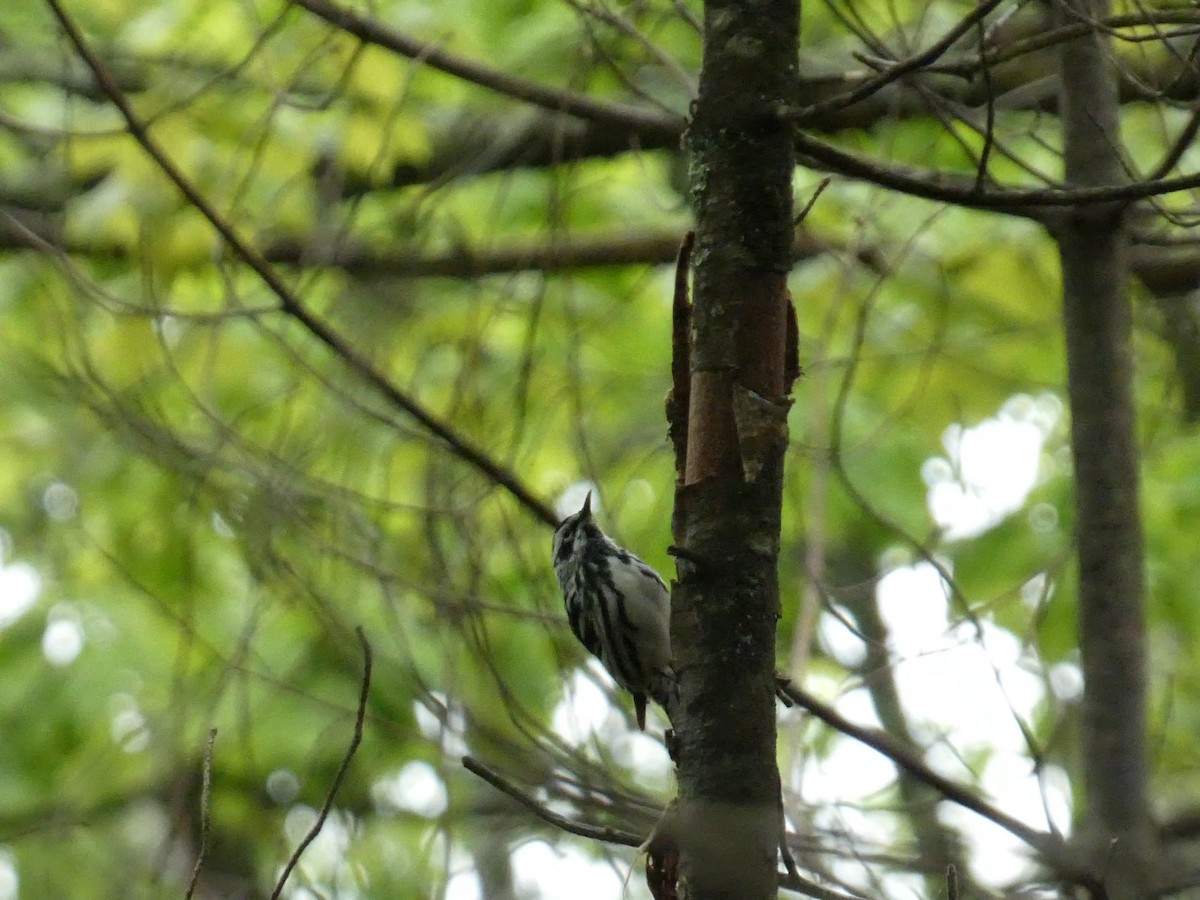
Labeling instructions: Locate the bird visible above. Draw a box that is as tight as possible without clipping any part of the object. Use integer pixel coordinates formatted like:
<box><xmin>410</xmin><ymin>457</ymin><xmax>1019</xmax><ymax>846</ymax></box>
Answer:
<box><xmin>552</xmin><ymin>492</ymin><xmax>672</xmax><ymax>729</ymax></box>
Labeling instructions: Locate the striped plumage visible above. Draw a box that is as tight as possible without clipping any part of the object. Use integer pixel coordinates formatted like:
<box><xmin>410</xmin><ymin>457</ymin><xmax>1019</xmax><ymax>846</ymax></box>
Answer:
<box><xmin>552</xmin><ymin>492</ymin><xmax>672</xmax><ymax>730</ymax></box>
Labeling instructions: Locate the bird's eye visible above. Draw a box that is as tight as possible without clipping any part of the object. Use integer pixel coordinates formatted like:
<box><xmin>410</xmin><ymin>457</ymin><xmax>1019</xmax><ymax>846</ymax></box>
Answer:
<box><xmin>553</xmin><ymin>520</ymin><xmax>579</xmax><ymax>562</ymax></box>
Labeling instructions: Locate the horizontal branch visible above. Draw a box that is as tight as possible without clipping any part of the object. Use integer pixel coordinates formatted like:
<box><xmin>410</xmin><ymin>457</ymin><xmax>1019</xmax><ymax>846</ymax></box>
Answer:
<box><xmin>341</xmin><ymin>111</ymin><xmax>683</xmax><ymax>193</ymax></box>
<box><xmin>794</xmin><ymin>129</ymin><xmax>1200</xmax><ymax>215</ymax></box>
<box><xmin>268</xmin><ymin>228</ymin><xmax>698</xmax><ymax>277</ymax></box>
<box><xmin>7</xmin><ymin>215</ymin><xmax>1200</xmax><ymax>298</ymax></box>
<box><xmin>261</xmin><ymin>227</ymin><xmax>866</xmax><ymax>278</ymax></box>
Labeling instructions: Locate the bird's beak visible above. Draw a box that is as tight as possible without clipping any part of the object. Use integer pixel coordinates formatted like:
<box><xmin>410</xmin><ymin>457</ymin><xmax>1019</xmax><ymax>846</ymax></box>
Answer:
<box><xmin>581</xmin><ymin>491</ymin><xmax>592</xmax><ymax>516</ymax></box>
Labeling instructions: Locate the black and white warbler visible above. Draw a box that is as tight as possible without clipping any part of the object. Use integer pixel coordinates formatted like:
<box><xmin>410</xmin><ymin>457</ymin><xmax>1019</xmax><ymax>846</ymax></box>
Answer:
<box><xmin>552</xmin><ymin>491</ymin><xmax>672</xmax><ymax>730</ymax></box>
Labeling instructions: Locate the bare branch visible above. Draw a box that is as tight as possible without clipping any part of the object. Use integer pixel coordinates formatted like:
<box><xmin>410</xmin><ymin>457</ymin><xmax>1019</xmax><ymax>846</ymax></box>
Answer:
<box><xmin>184</xmin><ymin>728</ymin><xmax>218</xmax><ymax>900</ymax></box>
<box><xmin>778</xmin><ymin>868</ymin><xmax>872</xmax><ymax>900</ymax></box>
<box><xmin>269</xmin><ymin>628</ymin><xmax>372</xmax><ymax>900</ymax></box>
<box><xmin>776</xmin><ymin>682</ymin><xmax>1087</xmax><ymax>882</ymax></box>
<box><xmin>290</xmin><ymin>0</ymin><xmax>683</xmax><ymax>137</ymax></box>
<box><xmin>462</xmin><ymin>755</ymin><xmax>643</xmax><ymax>847</ymax></box>
<box><xmin>794</xmin><ymin>128</ymin><xmax>1200</xmax><ymax>214</ymax></box>
<box><xmin>795</xmin><ymin>0</ymin><xmax>1007</xmax><ymax>122</ymax></box>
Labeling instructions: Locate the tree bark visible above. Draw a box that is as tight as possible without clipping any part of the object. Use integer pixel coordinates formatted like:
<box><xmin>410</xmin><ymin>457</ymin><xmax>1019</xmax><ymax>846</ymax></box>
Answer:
<box><xmin>671</xmin><ymin>0</ymin><xmax>799</xmax><ymax>896</ymax></box>
<box><xmin>1056</xmin><ymin>0</ymin><xmax>1154</xmax><ymax>894</ymax></box>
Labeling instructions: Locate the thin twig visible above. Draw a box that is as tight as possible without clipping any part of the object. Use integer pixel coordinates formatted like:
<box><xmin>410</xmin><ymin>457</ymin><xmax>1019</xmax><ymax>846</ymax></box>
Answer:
<box><xmin>794</xmin><ymin>177</ymin><xmax>833</xmax><ymax>225</ymax></box>
<box><xmin>184</xmin><ymin>728</ymin><xmax>218</xmax><ymax>900</ymax></box>
<box><xmin>269</xmin><ymin>628</ymin><xmax>372</xmax><ymax>900</ymax></box>
<box><xmin>1148</xmin><ymin>107</ymin><xmax>1200</xmax><ymax>182</ymax></box>
<box><xmin>973</xmin><ymin>18</ymin><xmax>996</xmax><ymax>192</ymax></box>
<box><xmin>777</xmin><ymin>868</ymin><xmax>871</xmax><ymax>900</ymax></box>
<box><xmin>563</xmin><ymin>0</ymin><xmax>696</xmax><ymax>95</ymax></box>
<box><xmin>462</xmin><ymin>755</ymin><xmax>643</xmax><ymax>847</ymax></box>
<box><xmin>942</xmin><ymin>9</ymin><xmax>1200</xmax><ymax>77</ymax></box>
<box><xmin>779</xmin><ymin>811</ymin><xmax>799</xmax><ymax>879</ymax></box>
<box><xmin>795</xmin><ymin>0</ymin><xmax>1007</xmax><ymax>122</ymax></box>
<box><xmin>42</xmin><ymin>0</ymin><xmax>559</xmax><ymax>528</ymax></box>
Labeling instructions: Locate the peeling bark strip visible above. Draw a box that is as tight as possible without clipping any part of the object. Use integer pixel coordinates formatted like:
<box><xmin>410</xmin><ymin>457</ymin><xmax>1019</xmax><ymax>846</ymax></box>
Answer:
<box><xmin>1056</xmin><ymin>0</ymin><xmax>1154</xmax><ymax>894</ymax></box>
<box><xmin>670</xmin><ymin>0</ymin><xmax>799</xmax><ymax>896</ymax></box>
<box><xmin>668</xmin><ymin>232</ymin><xmax>695</xmax><ymax>480</ymax></box>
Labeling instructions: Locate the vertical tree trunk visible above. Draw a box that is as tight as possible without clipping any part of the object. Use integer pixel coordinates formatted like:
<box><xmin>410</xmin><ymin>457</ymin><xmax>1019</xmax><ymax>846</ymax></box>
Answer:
<box><xmin>672</xmin><ymin>0</ymin><xmax>799</xmax><ymax>896</ymax></box>
<box><xmin>1056</xmin><ymin>1</ymin><xmax>1154</xmax><ymax>894</ymax></box>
